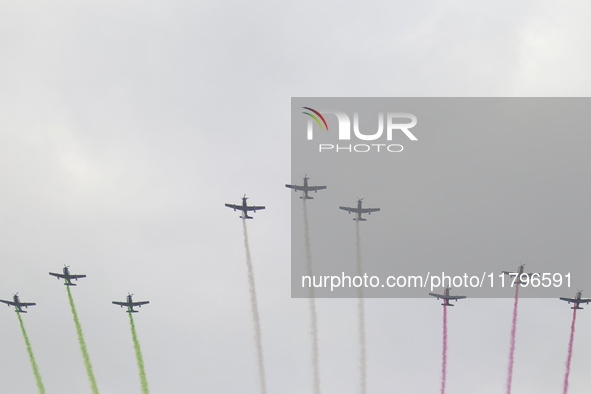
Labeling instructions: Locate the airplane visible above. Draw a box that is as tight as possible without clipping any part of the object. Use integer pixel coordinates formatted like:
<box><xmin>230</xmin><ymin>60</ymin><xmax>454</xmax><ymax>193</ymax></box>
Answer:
<box><xmin>0</xmin><ymin>293</ymin><xmax>36</xmax><ymax>313</ymax></box>
<box><xmin>49</xmin><ymin>265</ymin><xmax>87</xmax><ymax>286</ymax></box>
<box><xmin>112</xmin><ymin>293</ymin><xmax>149</xmax><ymax>313</ymax></box>
<box><xmin>429</xmin><ymin>287</ymin><xmax>466</xmax><ymax>306</ymax></box>
<box><xmin>560</xmin><ymin>290</ymin><xmax>591</xmax><ymax>310</ymax></box>
<box><xmin>502</xmin><ymin>264</ymin><xmax>538</xmax><ymax>285</ymax></box>
<box><xmin>339</xmin><ymin>198</ymin><xmax>380</xmax><ymax>221</ymax></box>
<box><xmin>285</xmin><ymin>175</ymin><xmax>327</xmax><ymax>199</ymax></box>
<box><xmin>225</xmin><ymin>194</ymin><xmax>265</xmax><ymax>219</ymax></box>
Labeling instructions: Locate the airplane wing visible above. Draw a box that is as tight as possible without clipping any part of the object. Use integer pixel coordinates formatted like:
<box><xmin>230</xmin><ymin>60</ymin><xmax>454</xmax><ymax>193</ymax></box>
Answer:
<box><xmin>446</xmin><ymin>295</ymin><xmax>466</xmax><ymax>301</ymax></box>
<box><xmin>285</xmin><ymin>184</ymin><xmax>305</xmax><ymax>191</ymax></box>
<box><xmin>429</xmin><ymin>293</ymin><xmax>466</xmax><ymax>300</ymax></box>
<box><xmin>20</xmin><ymin>302</ymin><xmax>36</xmax><ymax>307</ymax></box>
<box><xmin>339</xmin><ymin>206</ymin><xmax>357</xmax><ymax>213</ymax></box>
<box><xmin>112</xmin><ymin>301</ymin><xmax>129</xmax><ymax>307</ymax></box>
<box><xmin>359</xmin><ymin>208</ymin><xmax>380</xmax><ymax>213</ymax></box>
<box><xmin>225</xmin><ymin>203</ymin><xmax>240</xmax><ymax>210</ymax></box>
<box><xmin>70</xmin><ymin>274</ymin><xmax>87</xmax><ymax>279</ymax></box>
<box><xmin>49</xmin><ymin>272</ymin><xmax>65</xmax><ymax>279</ymax></box>
<box><xmin>560</xmin><ymin>297</ymin><xmax>591</xmax><ymax>304</ymax></box>
<box><xmin>131</xmin><ymin>301</ymin><xmax>150</xmax><ymax>307</ymax></box>
<box><xmin>503</xmin><ymin>271</ymin><xmax>538</xmax><ymax>278</ymax></box>
<box><xmin>244</xmin><ymin>206</ymin><xmax>265</xmax><ymax>211</ymax></box>
<box><xmin>308</xmin><ymin>186</ymin><xmax>327</xmax><ymax>191</ymax></box>
<box><xmin>0</xmin><ymin>299</ymin><xmax>15</xmax><ymax>306</ymax></box>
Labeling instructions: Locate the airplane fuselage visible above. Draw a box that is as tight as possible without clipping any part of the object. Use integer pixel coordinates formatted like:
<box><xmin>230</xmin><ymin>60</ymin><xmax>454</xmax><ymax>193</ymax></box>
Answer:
<box><xmin>240</xmin><ymin>197</ymin><xmax>253</xmax><ymax>219</ymax></box>
<box><xmin>302</xmin><ymin>177</ymin><xmax>311</xmax><ymax>199</ymax></box>
<box><xmin>354</xmin><ymin>200</ymin><xmax>367</xmax><ymax>221</ymax></box>
<box><xmin>12</xmin><ymin>295</ymin><xmax>26</xmax><ymax>312</ymax></box>
<box><xmin>126</xmin><ymin>295</ymin><xmax>137</xmax><ymax>312</ymax></box>
<box><xmin>62</xmin><ymin>267</ymin><xmax>75</xmax><ymax>286</ymax></box>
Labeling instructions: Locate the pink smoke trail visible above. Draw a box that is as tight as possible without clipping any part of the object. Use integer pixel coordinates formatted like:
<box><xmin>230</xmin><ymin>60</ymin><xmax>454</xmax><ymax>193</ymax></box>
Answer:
<box><xmin>562</xmin><ymin>307</ymin><xmax>578</xmax><ymax>394</ymax></box>
<box><xmin>505</xmin><ymin>285</ymin><xmax>520</xmax><ymax>394</ymax></box>
<box><xmin>441</xmin><ymin>305</ymin><xmax>448</xmax><ymax>394</ymax></box>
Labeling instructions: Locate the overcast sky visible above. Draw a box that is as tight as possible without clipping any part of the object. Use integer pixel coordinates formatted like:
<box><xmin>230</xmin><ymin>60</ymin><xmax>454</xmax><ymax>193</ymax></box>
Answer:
<box><xmin>1</xmin><ymin>1</ymin><xmax>590</xmax><ymax>393</ymax></box>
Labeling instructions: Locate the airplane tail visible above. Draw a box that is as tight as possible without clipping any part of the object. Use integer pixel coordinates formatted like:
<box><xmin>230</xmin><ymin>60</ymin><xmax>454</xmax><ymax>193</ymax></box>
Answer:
<box><xmin>442</xmin><ymin>303</ymin><xmax>454</xmax><ymax>307</ymax></box>
<box><xmin>65</xmin><ymin>283</ymin><xmax>77</xmax><ymax>286</ymax></box>
<box><xmin>301</xmin><ymin>196</ymin><xmax>314</xmax><ymax>200</ymax></box>
<box><xmin>354</xmin><ymin>218</ymin><xmax>367</xmax><ymax>222</ymax></box>
<box><xmin>17</xmin><ymin>310</ymin><xmax>27</xmax><ymax>313</ymax></box>
<box><xmin>241</xmin><ymin>215</ymin><xmax>253</xmax><ymax>219</ymax></box>
<box><xmin>573</xmin><ymin>306</ymin><xmax>583</xmax><ymax>310</ymax></box>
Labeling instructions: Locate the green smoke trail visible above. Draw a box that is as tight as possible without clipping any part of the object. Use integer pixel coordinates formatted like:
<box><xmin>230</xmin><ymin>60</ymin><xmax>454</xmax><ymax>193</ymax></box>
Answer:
<box><xmin>67</xmin><ymin>286</ymin><xmax>99</xmax><ymax>394</ymax></box>
<box><xmin>17</xmin><ymin>312</ymin><xmax>46</xmax><ymax>394</ymax></box>
<box><xmin>128</xmin><ymin>313</ymin><xmax>150</xmax><ymax>394</ymax></box>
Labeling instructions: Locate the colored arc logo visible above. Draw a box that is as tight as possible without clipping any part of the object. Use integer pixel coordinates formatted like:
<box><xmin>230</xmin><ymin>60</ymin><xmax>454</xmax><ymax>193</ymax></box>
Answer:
<box><xmin>302</xmin><ymin>107</ymin><xmax>329</xmax><ymax>131</ymax></box>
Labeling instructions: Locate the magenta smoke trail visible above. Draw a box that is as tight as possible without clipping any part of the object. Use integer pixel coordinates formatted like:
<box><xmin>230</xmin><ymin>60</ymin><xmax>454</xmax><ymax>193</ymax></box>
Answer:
<box><xmin>562</xmin><ymin>307</ymin><xmax>578</xmax><ymax>394</ymax></box>
<box><xmin>242</xmin><ymin>219</ymin><xmax>267</xmax><ymax>394</ymax></box>
<box><xmin>505</xmin><ymin>285</ymin><xmax>520</xmax><ymax>394</ymax></box>
<box><xmin>440</xmin><ymin>305</ymin><xmax>448</xmax><ymax>394</ymax></box>
<box><xmin>355</xmin><ymin>221</ymin><xmax>367</xmax><ymax>394</ymax></box>
<box><xmin>303</xmin><ymin>199</ymin><xmax>322</xmax><ymax>394</ymax></box>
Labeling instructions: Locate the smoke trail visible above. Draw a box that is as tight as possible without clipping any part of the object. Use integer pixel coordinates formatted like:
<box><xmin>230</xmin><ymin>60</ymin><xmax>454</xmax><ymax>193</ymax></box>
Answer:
<box><xmin>355</xmin><ymin>221</ymin><xmax>367</xmax><ymax>394</ymax></box>
<box><xmin>129</xmin><ymin>313</ymin><xmax>150</xmax><ymax>394</ymax></box>
<box><xmin>242</xmin><ymin>219</ymin><xmax>267</xmax><ymax>394</ymax></box>
<box><xmin>562</xmin><ymin>307</ymin><xmax>578</xmax><ymax>394</ymax></box>
<box><xmin>17</xmin><ymin>312</ymin><xmax>46</xmax><ymax>394</ymax></box>
<box><xmin>303</xmin><ymin>199</ymin><xmax>322</xmax><ymax>394</ymax></box>
<box><xmin>505</xmin><ymin>285</ymin><xmax>520</xmax><ymax>394</ymax></box>
<box><xmin>440</xmin><ymin>306</ymin><xmax>448</xmax><ymax>394</ymax></box>
<box><xmin>67</xmin><ymin>286</ymin><xmax>100</xmax><ymax>394</ymax></box>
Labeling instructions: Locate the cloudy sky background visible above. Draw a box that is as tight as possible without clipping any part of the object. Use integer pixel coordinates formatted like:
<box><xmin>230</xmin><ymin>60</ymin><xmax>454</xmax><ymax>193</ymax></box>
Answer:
<box><xmin>1</xmin><ymin>1</ymin><xmax>590</xmax><ymax>393</ymax></box>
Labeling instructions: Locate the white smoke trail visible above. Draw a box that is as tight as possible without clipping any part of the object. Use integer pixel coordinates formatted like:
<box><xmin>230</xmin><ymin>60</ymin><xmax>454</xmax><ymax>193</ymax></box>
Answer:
<box><xmin>242</xmin><ymin>219</ymin><xmax>267</xmax><ymax>394</ymax></box>
<box><xmin>303</xmin><ymin>199</ymin><xmax>322</xmax><ymax>394</ymax></box>
<box><xmin>355</xmin><ymin>221</ymin><xmax>367</xmax><ymax>394</ymax></box>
